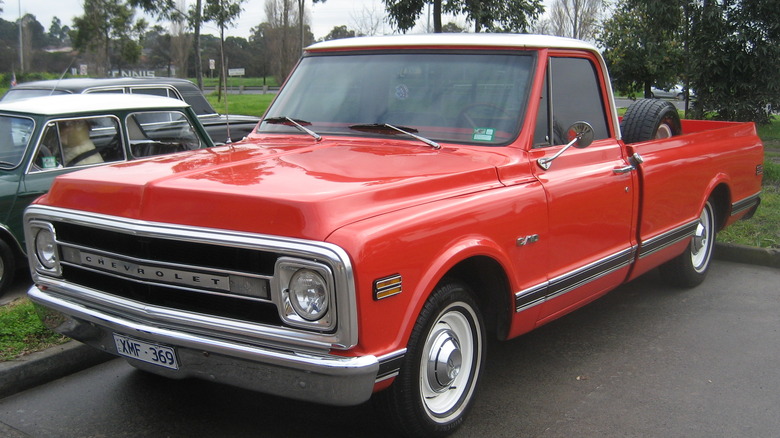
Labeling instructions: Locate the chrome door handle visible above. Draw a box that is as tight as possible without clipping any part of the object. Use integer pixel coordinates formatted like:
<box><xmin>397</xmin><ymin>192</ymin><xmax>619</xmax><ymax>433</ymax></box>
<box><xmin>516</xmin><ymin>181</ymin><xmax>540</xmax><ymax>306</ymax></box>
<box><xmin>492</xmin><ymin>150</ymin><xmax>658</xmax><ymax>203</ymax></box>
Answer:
<box><xmin>613</xmin><ymin>165</ymin><xmax>635</xmax><ymax>174</ymax></box>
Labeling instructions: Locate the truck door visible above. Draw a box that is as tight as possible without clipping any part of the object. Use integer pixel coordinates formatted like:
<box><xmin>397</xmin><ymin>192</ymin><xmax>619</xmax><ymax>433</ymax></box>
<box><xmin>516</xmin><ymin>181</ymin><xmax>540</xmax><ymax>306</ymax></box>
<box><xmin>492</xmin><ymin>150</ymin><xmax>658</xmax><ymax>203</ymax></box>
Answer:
<box><xmin>531</xmin><ymin>54</ymin><xmax>637</xmax><ymax>325</ymax></box>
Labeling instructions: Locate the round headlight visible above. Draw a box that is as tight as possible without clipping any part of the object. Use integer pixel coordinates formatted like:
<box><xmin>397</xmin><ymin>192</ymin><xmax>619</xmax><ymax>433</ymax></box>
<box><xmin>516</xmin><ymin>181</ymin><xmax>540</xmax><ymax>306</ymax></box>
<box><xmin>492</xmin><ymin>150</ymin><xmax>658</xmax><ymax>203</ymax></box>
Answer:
<box><xmin>35</xmin><ymin>228</ymin><xmax>57</xmax><ymax>269</ymax></box>
<box><xmin>288</xmin><ymin>269</ymin><xmax>329</xmax><ymax>321</ymax></box>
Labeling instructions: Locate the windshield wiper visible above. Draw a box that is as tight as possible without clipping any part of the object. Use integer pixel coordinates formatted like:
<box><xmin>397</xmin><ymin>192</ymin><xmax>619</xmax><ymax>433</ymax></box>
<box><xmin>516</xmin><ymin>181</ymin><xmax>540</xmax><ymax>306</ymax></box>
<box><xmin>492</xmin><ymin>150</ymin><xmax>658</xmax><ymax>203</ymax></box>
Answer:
<box><xmin>349</xmin><ymin>123</ymin><xmax>440</xmax><ymax>150</ymax></box>
<box><xmin>0</xmin><ymin>161</ymin><xmax>16</xmax><ymax>168</ymax></box>
<box><xmin>263</xmin><ymin>116</ymin><xmax>322</xmax><ymax>142</ymax></box>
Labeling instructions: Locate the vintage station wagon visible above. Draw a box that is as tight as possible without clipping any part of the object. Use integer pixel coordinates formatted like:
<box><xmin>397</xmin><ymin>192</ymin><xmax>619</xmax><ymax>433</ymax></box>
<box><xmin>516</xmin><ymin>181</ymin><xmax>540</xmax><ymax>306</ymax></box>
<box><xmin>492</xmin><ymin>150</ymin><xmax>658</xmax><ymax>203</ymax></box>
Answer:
<box><xmin>0</xmin><ymin>93</ymin><xmax>215</xmax><ymax>293</ymax></box>
<box><xmin>2</xmin><ymin>77</ymin><xmax>260</xmax><ymax>144</ymax></box>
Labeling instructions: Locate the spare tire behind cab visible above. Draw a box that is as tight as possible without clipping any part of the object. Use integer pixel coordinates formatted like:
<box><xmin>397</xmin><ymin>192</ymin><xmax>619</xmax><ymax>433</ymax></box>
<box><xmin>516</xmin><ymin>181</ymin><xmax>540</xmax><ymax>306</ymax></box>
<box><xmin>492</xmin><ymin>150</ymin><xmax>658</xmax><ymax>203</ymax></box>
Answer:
<box><xmin>620</xmin><ymin>99</ymin><xmax>682</xmax><ymax>143</ymax></box>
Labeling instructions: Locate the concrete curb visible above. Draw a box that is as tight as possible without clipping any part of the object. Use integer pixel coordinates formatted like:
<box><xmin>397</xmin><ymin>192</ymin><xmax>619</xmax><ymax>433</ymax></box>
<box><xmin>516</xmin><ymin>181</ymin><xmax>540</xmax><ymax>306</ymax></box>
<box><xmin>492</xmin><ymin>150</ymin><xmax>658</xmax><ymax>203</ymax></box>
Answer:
<box><xmin>714</xmin><ymin>242</ymin><xmax>780</xmax><ymax>269</ymax></box>
<box><xmin>0</xmin><ymin>340</ymin><xmax>113</xmax><ymax>399</ymax></box>
<box><xmin>0</xmin><ymin>244</ymin><xmax>776</xmax><ymax>401</ymax></box>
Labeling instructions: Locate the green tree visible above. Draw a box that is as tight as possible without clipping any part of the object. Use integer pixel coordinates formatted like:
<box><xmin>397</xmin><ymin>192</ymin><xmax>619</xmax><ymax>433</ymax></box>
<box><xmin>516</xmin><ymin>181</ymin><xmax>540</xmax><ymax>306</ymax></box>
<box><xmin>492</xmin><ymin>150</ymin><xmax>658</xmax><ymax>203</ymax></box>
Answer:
<box><xmin>689</xmin><ymin>0</ymin><xmax>780</xmax><ymax>123</ymax></box>
<box><xmin>598</xmin><ymin>0</ymin><xmax>685</xmax><ymax>99</ymax></box>
<box><xmin>47</xmin><ymin>17</ymin><xmax>71</xmax><ymax>46</ymax></box>
<box><xmin>384</xmin><ymin>0</ymin><xmax>544</xmax><ymax>33</ymax></box>
<box><xmin>71</xmin><ymin>0</ymin><xmax>148</xmax><ymax>76</ymax></box>
<box><xmin>323</xmin><ymin>25</ymin><xmax>355</xmax><ymax>41</ymax></box>
<box><xmin>203</xmin><ymin>0</ymin><xmax>245</xmax><ymax>101</ymax></box>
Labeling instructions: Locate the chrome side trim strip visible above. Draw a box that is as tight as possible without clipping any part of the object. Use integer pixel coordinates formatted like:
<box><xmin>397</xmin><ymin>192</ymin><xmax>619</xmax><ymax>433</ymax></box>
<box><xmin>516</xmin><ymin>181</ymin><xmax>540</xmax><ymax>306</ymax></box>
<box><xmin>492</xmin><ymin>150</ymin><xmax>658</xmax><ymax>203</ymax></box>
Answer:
<box><xmin>515</xmin><ymin>246</ymin><xmax>636</xmax><ymax>312</ymax></box>
<box><xmin>731</xmin><ymin>192</ymin><xmax>762</xmax><ymax>216</ymax></box>
<box><xmin>638</xmin><ymin>219</ymin><xmax>699</xmax><ymax>259</ymax></box>
<box><xmin>375</xmin><ymin>349</ymin><xmax>406</xmax><ymax>382</ymax></box>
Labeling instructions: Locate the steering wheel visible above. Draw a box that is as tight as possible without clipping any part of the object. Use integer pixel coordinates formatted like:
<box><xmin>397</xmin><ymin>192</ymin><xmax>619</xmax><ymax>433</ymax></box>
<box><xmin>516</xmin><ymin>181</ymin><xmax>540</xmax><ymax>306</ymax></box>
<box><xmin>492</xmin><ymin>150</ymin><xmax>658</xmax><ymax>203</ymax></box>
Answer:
<box><xmin>456</xmin><ymin>103</ymin><xmax>512</xmax><ymax>129</ymax></box>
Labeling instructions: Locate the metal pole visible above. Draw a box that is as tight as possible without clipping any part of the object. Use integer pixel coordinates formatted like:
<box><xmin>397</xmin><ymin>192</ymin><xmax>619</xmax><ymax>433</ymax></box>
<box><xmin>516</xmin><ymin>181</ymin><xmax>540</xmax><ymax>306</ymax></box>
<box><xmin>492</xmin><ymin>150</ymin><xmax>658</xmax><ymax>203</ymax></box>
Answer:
<box><xmin>18</xmin><ymin>0</ymin><xmax>23</xmax><ymax>73</ymax></box>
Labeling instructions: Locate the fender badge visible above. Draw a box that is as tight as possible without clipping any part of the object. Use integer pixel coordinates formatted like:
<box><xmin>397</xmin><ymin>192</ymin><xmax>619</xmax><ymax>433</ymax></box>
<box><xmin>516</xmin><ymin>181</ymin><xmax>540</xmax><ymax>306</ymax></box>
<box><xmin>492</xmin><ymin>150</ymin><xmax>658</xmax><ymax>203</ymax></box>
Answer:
<box><xmin>516</xmin><ymin>234</ymin><xmax>539</xmax><ymax>247</ymax></box>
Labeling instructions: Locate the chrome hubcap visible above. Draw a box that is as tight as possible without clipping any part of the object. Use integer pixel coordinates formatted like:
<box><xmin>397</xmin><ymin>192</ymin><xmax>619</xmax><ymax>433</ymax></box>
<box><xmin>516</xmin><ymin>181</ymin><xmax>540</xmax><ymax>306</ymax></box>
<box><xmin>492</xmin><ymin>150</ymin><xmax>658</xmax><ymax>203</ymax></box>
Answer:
<box><xmin>692</xmin><ymin>221</ymin><xmax>707</xmax><ymax>255</ymax></box>
<box><xmin>426</xmin><ymin>329</ymin><xmax>462</xmax><ymax>392</ymax></box>
<box><xmin>691</xmin><ymin>204</ymin><xmax>713</xmax><ymax>272</ymax></box>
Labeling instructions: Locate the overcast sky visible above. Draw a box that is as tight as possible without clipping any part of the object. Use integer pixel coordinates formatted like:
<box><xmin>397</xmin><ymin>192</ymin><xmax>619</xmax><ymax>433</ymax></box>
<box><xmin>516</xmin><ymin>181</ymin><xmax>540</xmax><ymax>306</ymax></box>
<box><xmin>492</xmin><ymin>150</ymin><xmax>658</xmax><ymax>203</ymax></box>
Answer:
<box><xmin>1</xmin><ymin>0</ymin><xmax>478</xmax><ymax>41</ymax></box>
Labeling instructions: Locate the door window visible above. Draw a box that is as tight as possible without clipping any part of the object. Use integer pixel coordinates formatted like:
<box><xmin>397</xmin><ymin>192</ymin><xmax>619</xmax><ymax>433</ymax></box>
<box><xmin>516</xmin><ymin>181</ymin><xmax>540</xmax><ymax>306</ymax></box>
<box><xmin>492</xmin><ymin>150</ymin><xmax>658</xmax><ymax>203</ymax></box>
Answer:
<box><xmin>534</xmin><ymin>56</ymin><xmax>610</xmax><ymax>147</ymax></box>
<box><xmin>32</xmin><ymin>116</ymin><xmax>124</xmax><ymax>171</ymax></box>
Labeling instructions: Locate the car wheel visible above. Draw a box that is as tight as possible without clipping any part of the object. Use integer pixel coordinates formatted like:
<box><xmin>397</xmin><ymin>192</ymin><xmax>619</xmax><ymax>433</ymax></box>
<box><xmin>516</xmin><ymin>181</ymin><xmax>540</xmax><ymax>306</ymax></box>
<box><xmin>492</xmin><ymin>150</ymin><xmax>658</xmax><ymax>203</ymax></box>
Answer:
<box><xmin>620</xmin><ymin>99</ymin><xmax>682</xmax><ymax>143</ymax></box>
<box><xmin>377</xmin><ymin>279</ymin><xmax>486</xmax><ymax>437</ymax></box>
<box><xmin>0</xmin><ymin>239</ymin><xmax>16</xmax><ymax>296</ymax></box>
<box><xmin>659</xmin><ymin>200</ymin><xmax>716</xmax><ymax>288</ymax></box>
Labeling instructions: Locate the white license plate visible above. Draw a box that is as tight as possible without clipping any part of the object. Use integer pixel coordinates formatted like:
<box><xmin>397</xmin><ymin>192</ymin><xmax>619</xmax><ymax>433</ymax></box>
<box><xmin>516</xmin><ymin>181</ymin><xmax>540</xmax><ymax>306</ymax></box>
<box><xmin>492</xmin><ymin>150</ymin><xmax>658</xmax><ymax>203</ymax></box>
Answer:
<box><xmin>113</xmin><ymin>333</ymin><xmax>179</xmax><ymax>370</ymax></box>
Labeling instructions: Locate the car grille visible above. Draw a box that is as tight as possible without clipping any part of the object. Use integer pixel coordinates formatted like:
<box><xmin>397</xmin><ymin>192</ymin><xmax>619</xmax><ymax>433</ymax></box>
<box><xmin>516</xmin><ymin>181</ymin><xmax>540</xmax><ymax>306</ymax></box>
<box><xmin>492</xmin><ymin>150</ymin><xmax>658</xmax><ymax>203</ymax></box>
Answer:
<box><xmin>53</xmin><ymin>221</ymin><xmax>284</xmax><ymax>326</ymax></box>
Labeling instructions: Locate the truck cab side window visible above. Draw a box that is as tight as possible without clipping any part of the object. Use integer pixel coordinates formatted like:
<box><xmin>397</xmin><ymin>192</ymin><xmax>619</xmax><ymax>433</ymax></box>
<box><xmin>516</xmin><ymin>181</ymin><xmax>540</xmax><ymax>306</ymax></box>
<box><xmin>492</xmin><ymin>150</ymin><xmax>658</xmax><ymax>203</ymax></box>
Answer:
<box><xmin>533</xmin><ymin>57</ymin><xmax>610</xmax><ymax>147</ymax></box>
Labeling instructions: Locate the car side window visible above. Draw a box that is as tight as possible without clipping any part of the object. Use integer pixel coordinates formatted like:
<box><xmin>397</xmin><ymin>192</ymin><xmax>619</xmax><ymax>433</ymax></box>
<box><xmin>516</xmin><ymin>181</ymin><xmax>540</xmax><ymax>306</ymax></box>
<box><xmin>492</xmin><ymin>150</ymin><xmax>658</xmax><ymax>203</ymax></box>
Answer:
<box><xmin>126</xmin><ymin>111</ymin><xmax>202</xmax><ymax>158</ymax></box>
<box><xmin>32</xmin><ymin>117</ymin><xmax>124</xmax><ymax>171</ymax></box>
<box><xmin>533</xmin><ymin>56</ymin><xmax>610</xmax><ymax>147</ymax></box>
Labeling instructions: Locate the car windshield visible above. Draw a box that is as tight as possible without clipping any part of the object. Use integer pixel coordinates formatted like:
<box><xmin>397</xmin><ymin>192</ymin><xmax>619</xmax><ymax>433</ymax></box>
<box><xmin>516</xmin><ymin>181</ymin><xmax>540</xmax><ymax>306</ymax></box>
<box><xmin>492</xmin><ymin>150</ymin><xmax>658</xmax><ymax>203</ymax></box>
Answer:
<box><xmin>0</xmin><ymin>115</ymin><xmax>35</xmax><ymax>168</ymax></box>
<box><xmin>258</xmin><ymin>52</ymin><xmax>535</xmax><ymax>146</ymax></box>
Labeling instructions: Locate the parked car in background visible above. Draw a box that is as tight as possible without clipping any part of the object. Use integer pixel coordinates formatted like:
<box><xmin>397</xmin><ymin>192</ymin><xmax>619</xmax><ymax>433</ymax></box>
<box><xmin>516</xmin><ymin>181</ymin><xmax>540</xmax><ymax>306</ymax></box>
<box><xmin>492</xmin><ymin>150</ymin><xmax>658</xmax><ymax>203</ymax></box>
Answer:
<box><xmin>650</xmin><ymin>84</ymin><xmax>695</xmax><ymax>100</ymax></box>
<box><xmin>0</xmin><ymin>93</ymin><xmax>215</xmax><ymax>294</ymax></box>
<box><xmin>1</xmin><ymin>77</ymin><xmax>260</xmax><ymax>143</ymax></box>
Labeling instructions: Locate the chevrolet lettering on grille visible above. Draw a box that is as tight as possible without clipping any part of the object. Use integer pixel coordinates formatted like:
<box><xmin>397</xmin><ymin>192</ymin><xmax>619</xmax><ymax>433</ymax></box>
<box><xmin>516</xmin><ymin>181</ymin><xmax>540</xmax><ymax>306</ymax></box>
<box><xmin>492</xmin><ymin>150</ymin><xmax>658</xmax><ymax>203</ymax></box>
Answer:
<box><xmin>67</xmin><ymin>249</ymin><xmax>231</xmax><ymax>292</ymax></box>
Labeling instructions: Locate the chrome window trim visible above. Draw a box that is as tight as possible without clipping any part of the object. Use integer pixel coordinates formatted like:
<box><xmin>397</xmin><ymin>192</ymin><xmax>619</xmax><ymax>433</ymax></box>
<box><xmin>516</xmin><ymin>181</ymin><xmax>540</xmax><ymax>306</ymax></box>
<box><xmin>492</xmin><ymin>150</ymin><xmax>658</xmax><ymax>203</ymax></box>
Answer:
<box><xmin>24</xmin><ymin>205</ymin><xmax>358</xmax><ymax>350</ymax></box>
<box><xmin>24</xmin><ymin>114</ymin><xmax>126</xmax><ymax>174</ymax></box>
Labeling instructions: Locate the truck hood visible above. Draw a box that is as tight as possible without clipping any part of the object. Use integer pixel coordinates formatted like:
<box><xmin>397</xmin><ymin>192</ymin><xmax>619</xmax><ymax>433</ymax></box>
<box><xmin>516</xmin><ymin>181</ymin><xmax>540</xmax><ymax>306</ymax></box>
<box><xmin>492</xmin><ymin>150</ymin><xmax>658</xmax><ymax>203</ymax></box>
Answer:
<box><xmin>42</xmin><ymin>137</ymin><xmax>519</xmax><ymax>240</ymax></box>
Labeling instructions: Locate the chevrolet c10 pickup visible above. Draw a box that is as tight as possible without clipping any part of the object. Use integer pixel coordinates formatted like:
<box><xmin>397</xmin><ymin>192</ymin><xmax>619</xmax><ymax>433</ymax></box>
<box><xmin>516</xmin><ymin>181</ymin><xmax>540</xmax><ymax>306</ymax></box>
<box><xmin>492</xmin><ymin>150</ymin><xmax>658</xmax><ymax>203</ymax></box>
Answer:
<box><xmin>23</xmin><ymin>34</ymin><xmax>763</xmax><ymax>437</ymax></box>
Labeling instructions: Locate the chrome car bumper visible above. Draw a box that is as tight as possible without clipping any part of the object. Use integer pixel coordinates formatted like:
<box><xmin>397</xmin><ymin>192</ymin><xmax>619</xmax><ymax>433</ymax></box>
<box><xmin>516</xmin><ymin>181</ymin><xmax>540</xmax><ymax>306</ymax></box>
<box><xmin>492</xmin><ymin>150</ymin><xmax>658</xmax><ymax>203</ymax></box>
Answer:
<box><xmin>29</xmin><ymin>285</ymin><xmax>387</xmax><ymax>406</ymax></box>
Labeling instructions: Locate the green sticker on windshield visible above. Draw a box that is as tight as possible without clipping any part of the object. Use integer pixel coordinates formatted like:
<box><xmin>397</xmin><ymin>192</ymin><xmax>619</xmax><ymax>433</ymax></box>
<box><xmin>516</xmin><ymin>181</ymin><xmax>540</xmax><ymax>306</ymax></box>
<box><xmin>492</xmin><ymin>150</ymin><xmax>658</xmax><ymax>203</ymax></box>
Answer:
<box><xmin>472</xmin><ymin>128</ymin><xmax>495</xmax><ymax>142</ymax></box>
<box><xmin>42</xmin><ymin>156</ymin><xmax>58</xmax><ymax>169</ymax></box>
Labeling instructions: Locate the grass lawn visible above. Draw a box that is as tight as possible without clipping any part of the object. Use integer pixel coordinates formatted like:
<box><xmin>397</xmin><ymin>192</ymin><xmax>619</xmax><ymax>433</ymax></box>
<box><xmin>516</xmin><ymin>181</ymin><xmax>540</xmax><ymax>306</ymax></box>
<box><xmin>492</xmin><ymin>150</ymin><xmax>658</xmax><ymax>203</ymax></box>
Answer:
<box><xmin>205</xmin><ymin>92</ymin><xmax>273</xmax><ymax>117</ymax></box>
<box><xmin>717</xmin><ymin>116</ymin><xmax>780</xmax><ymax>248</ymax></box>
<box><xmin>0</xmin><ymin>299</ymin><xmax>68</xmax><ymax>360</ymax></box>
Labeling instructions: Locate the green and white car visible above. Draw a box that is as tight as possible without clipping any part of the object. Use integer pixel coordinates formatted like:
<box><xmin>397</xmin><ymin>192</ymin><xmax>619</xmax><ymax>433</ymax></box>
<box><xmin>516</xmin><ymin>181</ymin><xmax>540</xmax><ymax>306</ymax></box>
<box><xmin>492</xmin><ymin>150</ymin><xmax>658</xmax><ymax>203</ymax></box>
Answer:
<box><xmin>0</xmin><ymin>93</ymin><xmax>215</xmax><ymax>293</ymax></box>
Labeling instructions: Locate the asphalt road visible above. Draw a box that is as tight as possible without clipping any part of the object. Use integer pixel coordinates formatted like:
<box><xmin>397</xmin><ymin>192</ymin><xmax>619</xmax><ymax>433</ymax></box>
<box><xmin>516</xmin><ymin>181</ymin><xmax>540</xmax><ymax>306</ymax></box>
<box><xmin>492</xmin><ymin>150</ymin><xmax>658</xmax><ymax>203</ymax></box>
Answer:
<box><xmin>0</xmin><ymin>260</ymin><xmax>777</xmax><ymax>437</ymax></box>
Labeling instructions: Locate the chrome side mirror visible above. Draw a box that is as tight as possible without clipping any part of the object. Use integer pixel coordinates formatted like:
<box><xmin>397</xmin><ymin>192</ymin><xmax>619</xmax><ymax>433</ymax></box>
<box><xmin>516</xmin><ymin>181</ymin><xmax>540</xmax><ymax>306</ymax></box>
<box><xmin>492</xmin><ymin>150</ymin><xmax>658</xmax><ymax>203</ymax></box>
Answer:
<box><xmin>537</xmin><ymin>121</ymin><xmax>594</xmax><ymax>170</ymax></box>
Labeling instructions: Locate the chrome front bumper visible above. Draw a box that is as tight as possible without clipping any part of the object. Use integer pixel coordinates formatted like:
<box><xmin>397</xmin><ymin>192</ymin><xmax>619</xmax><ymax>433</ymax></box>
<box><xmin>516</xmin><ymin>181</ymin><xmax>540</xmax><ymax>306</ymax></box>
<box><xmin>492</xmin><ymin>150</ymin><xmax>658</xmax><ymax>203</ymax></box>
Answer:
<box><xmin>29</xmin><ymin>285</ymin><xmax>387</xmax><ymax>406</ymax></box>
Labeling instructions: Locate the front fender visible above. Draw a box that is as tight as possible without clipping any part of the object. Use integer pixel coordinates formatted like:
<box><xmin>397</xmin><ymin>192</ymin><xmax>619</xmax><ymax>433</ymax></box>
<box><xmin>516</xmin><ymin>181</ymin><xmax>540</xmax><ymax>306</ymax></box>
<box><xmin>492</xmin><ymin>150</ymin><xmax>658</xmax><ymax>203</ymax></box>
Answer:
<box><xmin>327</xmin><ymin>182</ymin><xmax>549</xmax><ymax>357</ymax></box>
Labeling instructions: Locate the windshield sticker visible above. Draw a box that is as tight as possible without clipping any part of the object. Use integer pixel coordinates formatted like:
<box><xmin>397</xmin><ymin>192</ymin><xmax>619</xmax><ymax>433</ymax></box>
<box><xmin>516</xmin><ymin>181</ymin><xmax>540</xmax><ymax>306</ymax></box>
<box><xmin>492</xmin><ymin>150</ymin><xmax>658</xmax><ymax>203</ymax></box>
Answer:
<box><xmin>42</xmin><ymin>156</ymin><xmax>58</xmax><ymax>169</ymax></box>
<box><xmin>472</xmin><ymin>128</ymin><xmax>495</xmax><ymax>142</ymax></box>
<box><xmin>394</xmin><ymin>84</ymin><xmax>409</xmax><ymax>100</ymax></box>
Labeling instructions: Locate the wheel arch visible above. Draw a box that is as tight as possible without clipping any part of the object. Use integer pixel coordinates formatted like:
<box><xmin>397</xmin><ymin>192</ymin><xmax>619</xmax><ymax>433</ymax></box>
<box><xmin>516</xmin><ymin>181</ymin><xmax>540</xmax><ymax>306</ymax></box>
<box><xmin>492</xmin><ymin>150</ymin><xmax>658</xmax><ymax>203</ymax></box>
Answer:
<box><xmin>440</xmin><ymin>256</ymin><xmax>513</xmax><ymax>342</ymax></box>
<box><xmin>706</xmin><ymin>182</ymin><xmax>731</xmax><ymax>231</ymax></box>
<box><xmin>0</xmin><ymin>224</ymin><xmax>27</xmax><ymax>264</ymax></box>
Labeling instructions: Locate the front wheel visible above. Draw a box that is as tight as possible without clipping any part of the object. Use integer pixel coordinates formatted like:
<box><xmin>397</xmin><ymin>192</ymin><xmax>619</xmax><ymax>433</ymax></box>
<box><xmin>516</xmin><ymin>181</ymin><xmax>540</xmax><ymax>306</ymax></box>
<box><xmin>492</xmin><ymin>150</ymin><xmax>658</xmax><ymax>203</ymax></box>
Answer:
<box><xmin>0</xmin><ymin>239</ymin><xmax>16</xmax><ymax>296</ymax></box>
<box><xmin>659</xmin><ymin>200</ymin><xmax>716</xmax><ymax>288</ymax></box>
<box><xmin>377</xmin><ymin>280</ymin><xmax>486</xmax><ymax>437</ymax></box>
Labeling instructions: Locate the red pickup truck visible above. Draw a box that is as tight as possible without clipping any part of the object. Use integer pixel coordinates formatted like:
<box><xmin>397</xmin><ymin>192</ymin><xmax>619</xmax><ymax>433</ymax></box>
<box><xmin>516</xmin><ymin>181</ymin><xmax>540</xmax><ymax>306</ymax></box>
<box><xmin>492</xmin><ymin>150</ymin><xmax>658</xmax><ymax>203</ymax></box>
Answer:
<box><xmin>24</xmin><ymin>35</ymin><xmax>763</xmax><ymax>437</ymax></box>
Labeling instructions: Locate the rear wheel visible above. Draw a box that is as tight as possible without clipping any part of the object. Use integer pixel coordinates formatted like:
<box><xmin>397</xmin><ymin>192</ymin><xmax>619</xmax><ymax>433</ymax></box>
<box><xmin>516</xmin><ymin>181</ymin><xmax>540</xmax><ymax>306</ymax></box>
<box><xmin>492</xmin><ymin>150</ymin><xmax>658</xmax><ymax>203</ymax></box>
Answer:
<box><xmin>378</xmin><ymin>280</ymin><xmax>486</xmax><ymax>437</ymax></box>
<box><xmin>620</xmin><ymin>99</ymin><xmax>681</xmax><ymax>143</ymax></box>
<box><xmin>659</xmin><ymin>200</ymin><xmax>716</xmax><ymax>288</ymax></box>
<box><xmin>0</xmin><ymin>239</ymin><xmax>16</xmax><ymax>296</ymax></box>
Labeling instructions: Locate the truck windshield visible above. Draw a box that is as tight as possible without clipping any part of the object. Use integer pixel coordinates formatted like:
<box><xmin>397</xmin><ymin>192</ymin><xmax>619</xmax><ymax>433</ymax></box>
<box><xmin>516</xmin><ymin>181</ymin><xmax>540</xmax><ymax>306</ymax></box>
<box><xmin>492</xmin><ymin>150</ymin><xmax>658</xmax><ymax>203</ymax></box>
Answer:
<box><xmin>259</xmin><ymin>52</ymin><xmax>535</xmax><ymax>146</ymax></box>
<box><xmin>0</xmin><ymin>115</ymin><xmax>35</xmax><ymax>168</ymax></box>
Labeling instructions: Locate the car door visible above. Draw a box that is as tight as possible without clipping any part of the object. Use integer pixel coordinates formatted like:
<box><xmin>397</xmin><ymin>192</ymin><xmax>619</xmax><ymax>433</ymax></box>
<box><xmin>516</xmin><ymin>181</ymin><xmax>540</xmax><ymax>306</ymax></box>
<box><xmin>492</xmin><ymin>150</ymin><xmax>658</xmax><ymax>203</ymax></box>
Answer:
<box><xmin>531</xmin><ymin>54</ymin><xmax>637</xmax><ymax>325</ymax></box>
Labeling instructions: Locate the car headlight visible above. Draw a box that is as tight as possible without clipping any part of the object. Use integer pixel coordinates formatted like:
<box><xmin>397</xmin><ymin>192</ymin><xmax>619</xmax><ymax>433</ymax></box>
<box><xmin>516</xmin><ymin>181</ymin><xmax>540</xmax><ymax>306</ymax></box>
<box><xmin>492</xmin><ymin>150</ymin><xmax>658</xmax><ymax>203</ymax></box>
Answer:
<box><xmin>289</xmin><ymin>269</ymin><xmax>329</xmax><ymax>321</ymax></box>
<box><xmin>31</xmin><ymin>222</ymin><xmax>60</xmax><ymax>274</ymax></box>
<box><xmin>274</xmin><ymin>257</ymin><xmax>335</xmax><ymax>330</ymax></box>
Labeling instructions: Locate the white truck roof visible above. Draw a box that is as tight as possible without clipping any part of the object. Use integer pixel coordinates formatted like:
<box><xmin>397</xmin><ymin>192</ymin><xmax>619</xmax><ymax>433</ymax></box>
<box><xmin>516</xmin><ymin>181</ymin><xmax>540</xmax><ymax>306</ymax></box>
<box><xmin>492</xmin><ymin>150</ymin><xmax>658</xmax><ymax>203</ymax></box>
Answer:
<box><xmin>307</xmin><ymin>33</ymin><xmax>598</xmax><ymax>53</ymax></box>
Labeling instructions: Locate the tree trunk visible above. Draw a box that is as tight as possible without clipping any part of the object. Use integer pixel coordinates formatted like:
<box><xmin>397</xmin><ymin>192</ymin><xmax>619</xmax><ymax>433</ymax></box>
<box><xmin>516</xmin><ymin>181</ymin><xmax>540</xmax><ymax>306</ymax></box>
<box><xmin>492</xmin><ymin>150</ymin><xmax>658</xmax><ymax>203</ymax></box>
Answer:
<box><xmin>195</xmin><ymin>0</ymin><xmax>203</xmax><ymax>90</ymax></box>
